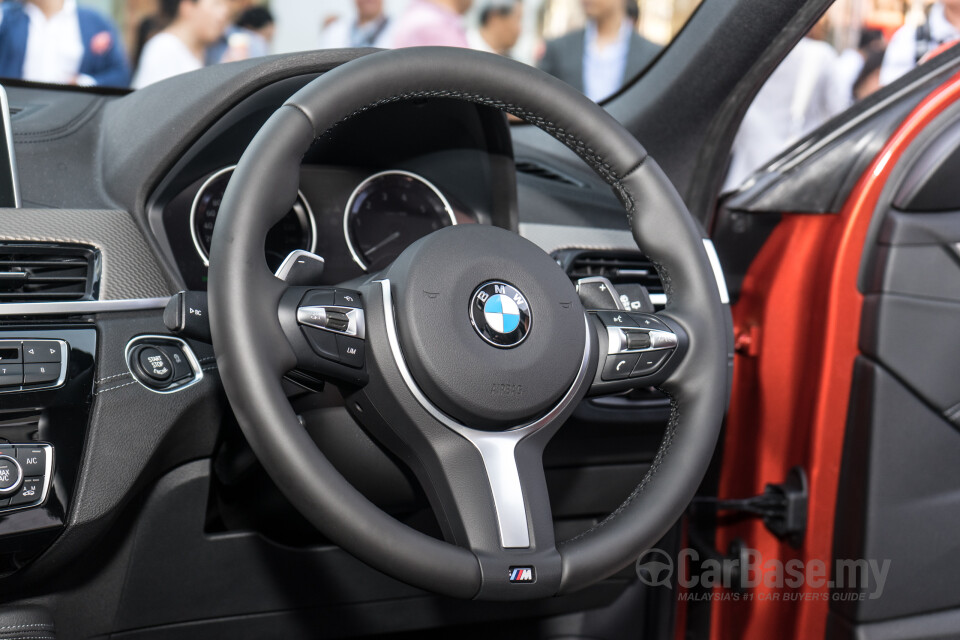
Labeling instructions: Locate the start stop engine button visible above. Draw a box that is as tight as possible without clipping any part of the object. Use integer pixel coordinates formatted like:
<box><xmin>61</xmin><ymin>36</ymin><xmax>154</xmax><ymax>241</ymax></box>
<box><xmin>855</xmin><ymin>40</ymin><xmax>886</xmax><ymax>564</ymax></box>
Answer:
<box><xmin>137</xmin><ymin>347</ymin><xmax>173</xmax><ymax>382</ymax></box>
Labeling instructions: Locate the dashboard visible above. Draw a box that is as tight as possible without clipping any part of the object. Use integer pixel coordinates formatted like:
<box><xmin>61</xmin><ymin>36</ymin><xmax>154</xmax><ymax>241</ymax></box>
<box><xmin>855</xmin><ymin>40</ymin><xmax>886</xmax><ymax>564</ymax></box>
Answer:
<box><xmin>150</xmin><ymin>89</ymin><xmax>516</xmax><ymax>291</ymax></box>
<box><xmin>167</xmin><ymin>164</ymin><xmax>480</xmax><ymax>290</ymax></box>
<box><xmin>0</xmin><ymin>53</ymin><xmax>664</xmax><ymax>638</ymax></box>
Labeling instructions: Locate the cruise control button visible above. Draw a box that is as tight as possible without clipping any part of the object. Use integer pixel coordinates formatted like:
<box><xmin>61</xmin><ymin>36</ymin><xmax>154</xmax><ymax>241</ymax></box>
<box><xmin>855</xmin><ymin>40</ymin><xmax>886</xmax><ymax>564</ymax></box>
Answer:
<box><xmin>596</xmin><ymin>311</ymin><xmax>639</xmax><ymax>328</ymax></box>
<box><xmin>335</xmin><ymin>290</ymin><xmax>361</xmax><ymax>308</ymax></box>
<box><xmin>10</xmin><ymin>477</ymin><xmax>42</xmax><ymax>506</ymax></box>
<box><xmin>16</xmin><ymin>447</ymin><xmax>46</xmax><ymax>477</ymax></box>
<box><xmin>0</xmin><ymin>341</ymin><xmax>21</xmax><ymax>363</ymax></box>
<box><xmin>303</xmin><ymin>327</ymin><xmax>339</xmax><ymax>362</ymax></box>
<box><xmin>24</xmin><ymin>362</ymin><xmax>61</xmax><ymax>385</ymax></box>
<box><xmin>23</xmin><ymin>340</ymin><xmax>61</xmax><ymax>363</ymax></box>
<box><xmin>0</xmin><ymin>456</ymin><xmax>22</xmax><ymax>495</ymax></box>
<box><xmin>138</xmin><ymin>348</ymin><xmax>172</xmax><ymax>382</ymax></box>
<box><xmin>602</xmin><ymin>353</ymin><xmax>640</xmax><ymax>381</ymax></box>
<box><xmin>628</xmin><ymin>313</ymin><xmax>670</xmax><ymax>331</ymax></box>
<box><xmin>624</xmin><ymin>330</ymin><xmax>652</xmax><ymax>350</ymax></box>
<box><xmin>631</xmin><ymin>350</ymin><xmax>673</xmax><ymax>377</ymax></box>
<box><xmin>0</xmin><ymin>364</ymin><xmax>23</xmax><ymax>387</ymax></box>
<box><xmin>325</xmin><ymin>311</ymin><xmax>351</xmax><ymax>333</ymax></box>
<box><xmin>336</xmin><ymin>335</ymin><xmax>364</xmax><ymax>368</ymax></box>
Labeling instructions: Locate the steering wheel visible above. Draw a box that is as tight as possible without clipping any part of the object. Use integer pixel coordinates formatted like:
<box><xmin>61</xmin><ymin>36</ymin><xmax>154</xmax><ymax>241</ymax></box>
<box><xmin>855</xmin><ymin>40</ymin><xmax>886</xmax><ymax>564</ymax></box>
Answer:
<box><xmin>208</xmin><ymin>47</ymin><xmax>729</xmax><ymax>601</ymax></box>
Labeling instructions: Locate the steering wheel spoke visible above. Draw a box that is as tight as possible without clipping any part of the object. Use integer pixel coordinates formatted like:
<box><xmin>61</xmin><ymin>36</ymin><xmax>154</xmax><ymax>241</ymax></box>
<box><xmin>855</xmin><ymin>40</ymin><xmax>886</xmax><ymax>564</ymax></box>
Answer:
<box><xmin>338</xmin><ymin>279</ymin><xmax>579</xmax><ymax>598</ymax></box>
<box><xmin>277</xmin><ymin>284</ymin><xmax>369</xmax><ymax>388</ymax></box>
<box><xmin>586</xmin><ymin>309</ymin><xmax>688</xmax><ymax>396</ymax></box>
<box><xmin>359</xmin><ymin>409</ymin><xmax>565</xmax><ymax>598</ymax></box>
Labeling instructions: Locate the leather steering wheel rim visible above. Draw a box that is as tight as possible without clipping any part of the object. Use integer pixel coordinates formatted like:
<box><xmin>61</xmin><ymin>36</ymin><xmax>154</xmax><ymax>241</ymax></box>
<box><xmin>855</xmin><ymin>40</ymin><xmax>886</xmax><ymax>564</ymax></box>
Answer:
<box><xmin>208</xmin><ymin>47</ymin><xmax>729</xmax><ymax>599</ymax></box>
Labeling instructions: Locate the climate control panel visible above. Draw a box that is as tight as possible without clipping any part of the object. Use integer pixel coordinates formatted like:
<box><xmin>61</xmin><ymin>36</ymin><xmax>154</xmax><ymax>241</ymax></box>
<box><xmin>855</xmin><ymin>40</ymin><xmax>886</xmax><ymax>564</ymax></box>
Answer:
<box><xmin>0</xmin><ymin>443</ymin><xmax>53</xmax><ymax>511</ymax></box>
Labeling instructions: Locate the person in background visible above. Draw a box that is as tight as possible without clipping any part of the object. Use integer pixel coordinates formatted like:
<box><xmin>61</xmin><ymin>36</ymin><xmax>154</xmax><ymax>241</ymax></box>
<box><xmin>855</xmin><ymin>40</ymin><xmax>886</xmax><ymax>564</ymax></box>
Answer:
<box><xmin>723</xmin><ymin>25</ymin><xmax>848</xmax><ymax>191</ymax></box>
<box><xmin>392</xmin><ymin>0</ymin><xmax>473</xmax><ymax>49</ymax></box>
<box><xmin>205</xmin><ymin>0</ymin><xmax>269</xmax><ymax>64</ymax></box>
<box><xmin>836</xmin><ymin>28</ymin><xmax>884</xmax><ymax>97</ymax></box>
<box><xmin>0</xmin><ymin>0</ymin><xmax>130</xmax><ymax>87</ymax></box>
<box><xmin>235</xmin><ymin>6</ymin><xmax>274</xmax><ymax>45</ymax></box>
<box><xmin>537</xmin><ymin>0</ymin><xmax>659</xmax><ymax>103</ymax></box>
<box><xmin>133</xmin><ymin>13</ymin><xmax>165</xmax><ymax>69</ymax></box>
<box><xmin>320</xmin><ymin>0</ymin><xmax>394</xmax><ymax>49</ymax></box>
<box><xmin>133</xmin><ymin>0</ymin><xmax>230</xmax><ymax>89</ymax></box>
<box><xmin>853</xmin><ymin>47</ymin><xmax>886</xmax><ymax>101</ymax></box>
<box><xmin>468</xmin><ymin>0</ymin><xmax>522</xmax><ymax>56</ymax></box>
<box><xmin>880</xmin><ymin>0</ymin><xmax>960</xmax><ymax>85</ymax></box>
<box><xmin>625</xmin><ymin>0</ymin><xmax>638</xmax><ymax>27</ymax></box>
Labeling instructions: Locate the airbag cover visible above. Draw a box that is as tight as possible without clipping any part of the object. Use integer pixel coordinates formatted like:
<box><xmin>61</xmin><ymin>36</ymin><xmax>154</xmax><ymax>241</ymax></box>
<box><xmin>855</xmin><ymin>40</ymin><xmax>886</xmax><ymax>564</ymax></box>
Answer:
<box><xmin>385</xmin><ymin>225</ymin><xmax>585</xmax><ymax>429</ymax></box>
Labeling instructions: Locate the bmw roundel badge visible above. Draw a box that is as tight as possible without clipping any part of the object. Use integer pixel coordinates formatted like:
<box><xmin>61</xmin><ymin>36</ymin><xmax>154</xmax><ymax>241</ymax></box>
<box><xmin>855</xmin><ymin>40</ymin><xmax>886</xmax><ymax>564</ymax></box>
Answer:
<box><xmin>470</xmin><ymin>281</ymin><xmax>532</xmax><ymax>348</ymax></box>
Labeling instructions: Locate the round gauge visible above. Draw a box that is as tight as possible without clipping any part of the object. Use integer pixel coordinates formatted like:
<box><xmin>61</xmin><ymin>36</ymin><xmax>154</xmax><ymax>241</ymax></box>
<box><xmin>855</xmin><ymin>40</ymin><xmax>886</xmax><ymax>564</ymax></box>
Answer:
<box><xmin>344</xmin><ymin>170</ymin><xmax>456</xmax><ymax>271</ymax></box>
<box><xmin>190</xmin><ymin>166</ymin><xmax>316</xmax><ymax>272</ymax></box>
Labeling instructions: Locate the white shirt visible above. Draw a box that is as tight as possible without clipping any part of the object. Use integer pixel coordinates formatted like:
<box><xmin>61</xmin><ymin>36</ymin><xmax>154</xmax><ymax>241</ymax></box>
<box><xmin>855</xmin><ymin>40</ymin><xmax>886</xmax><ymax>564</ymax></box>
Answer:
<box><xmin>582</xmin><ymin>20</ymin><xmax>632</xmax><ymax>103</ymax></box>
<box><xmin>133</xmin><ymin>33</ymin><xmax>203</xmax><ymax>89</ymax></box>
<box><xmin>725</xmin><ymin>38</ymin><xmax>849</xmax><ymax>191</ymax></box>
<box><xmin>880</xmin><ymin>3</ymin><xmax>960</xmax><ymax>86</ymax></box>
<box><xmin>836</xmin><ymin>48</ymin><xmax>864</xmax><ymax>97</ymax></box>
<box><xmin>319</xmin><ymin>15</ymin><xmax>394</xmax><ymax>49</ymax></box>
<box><xmin>467</xmin><ymin>28</ymin><xmax>496</xmax><ymax>54</ymax></box>
<box><xmin>3</xmin><ymin>0</ymin><xmax>89</xmax><ymax>86</ymax></box>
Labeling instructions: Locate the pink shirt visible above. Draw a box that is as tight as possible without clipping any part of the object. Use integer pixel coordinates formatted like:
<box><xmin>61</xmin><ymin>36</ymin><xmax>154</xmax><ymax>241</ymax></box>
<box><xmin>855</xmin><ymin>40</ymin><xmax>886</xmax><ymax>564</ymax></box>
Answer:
<box><xmin>391</xmin><ymin>0</ymin><xmax>469</xmax><ymax>49</ymax></box>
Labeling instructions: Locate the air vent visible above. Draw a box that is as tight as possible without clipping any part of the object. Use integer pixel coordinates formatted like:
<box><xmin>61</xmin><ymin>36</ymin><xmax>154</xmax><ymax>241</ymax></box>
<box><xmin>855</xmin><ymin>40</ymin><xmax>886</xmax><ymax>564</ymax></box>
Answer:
<box><xmin>556</xmin><ymin>249</ymin><xmax>665</xmax><ymax>296</ymax></box>
<box><xmin>0</xmin><ymin>244</ymin><xmax>98</xmax><ymax>302</ymax></box>
<box><xmin>7</xmin><ymin>106</ymin><xmax>23</xmax><ymax>116</ymax></box>
<box><xmin>515</xmin><ymin>160</ymin><xmax>586</xmax><ymax>188</ymax></box>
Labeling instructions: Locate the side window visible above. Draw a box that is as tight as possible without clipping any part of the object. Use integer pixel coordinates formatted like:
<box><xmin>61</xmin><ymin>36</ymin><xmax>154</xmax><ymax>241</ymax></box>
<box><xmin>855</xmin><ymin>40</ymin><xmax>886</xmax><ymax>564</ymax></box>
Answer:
<box><xmin>724</xmin><ymin>2</ymin><xmax>957</xmax><ymax>191</ymax></box>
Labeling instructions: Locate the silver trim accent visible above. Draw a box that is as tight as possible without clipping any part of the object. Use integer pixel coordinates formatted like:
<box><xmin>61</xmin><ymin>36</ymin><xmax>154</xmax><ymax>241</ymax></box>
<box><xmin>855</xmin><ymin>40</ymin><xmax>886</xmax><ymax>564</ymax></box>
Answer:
<box><xmin>189</xmin><ymin>165</ymin><xmax>317</xmax><ymax>267</ymax></box>
<box><xmin>274</xmin><ymin>249</ymin><xmax>325</xmax><ymax>282</ymax></box>
<box><xmin>0</xmin><ymin>444</ymin><xmax>54</xmax><ymax>514</ymax></box>
<box><xmin>0</xmin><ymin>339</ymin><xmax>69</xmax><ymax>394</ymax></box>
<box><xmin>0</xmin><ymin>455</ymin><xmax>23</xmax><ymax>496</ymax></box>
<box><xmin>377</xmin><ymin>278</ymin><xmax>593</xmax><ymax>549</ymax></box>
<box><xmin>124</xmin><ymin>335</ymin><xmax>204</xmax><ymax>395</ymax></box>
<box><xmin>0</xmin><ymin>297</ymin><xmax>170</xmax><ymax>317</ymax></box>
<box><xmin>575</xmin><ymin>276</ymin><xmax>623</xmax><ymax>309</ymax></box>
<box><xmin>606</xmin><ymin>327</ymin><xmax>678</xmax><ymax>355</ymax></box>
<box><xmin>649</xmin><ymin>293</ymin><xmax>667</xmax><ymax>307</ymax></box>
<box><xmin>297</xmin><ymin>305</ymin><xmax>366</xmax><ymax>340</ymax></box>
<box><xmin>702</xmin><ymin>239</ymin><xmax>730</xmax><ymax>305</ymax></box>
<box><xmin>0</xmin><ymin>86</ymin><xmax>21</xmax><ymax>208</ymax></box>
<box><xmin>343</xmin><ymin>170</ymin><xmax>457</xmax><ymax>272</ymax></box>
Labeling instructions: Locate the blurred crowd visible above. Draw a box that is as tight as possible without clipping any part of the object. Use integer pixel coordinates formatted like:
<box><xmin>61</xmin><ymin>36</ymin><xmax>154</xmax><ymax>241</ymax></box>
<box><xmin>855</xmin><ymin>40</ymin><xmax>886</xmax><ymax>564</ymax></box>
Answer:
<box><xmin>0</xmin><ymin>0</ymin><xmax>958</xmax><ymax>186</ymax></box>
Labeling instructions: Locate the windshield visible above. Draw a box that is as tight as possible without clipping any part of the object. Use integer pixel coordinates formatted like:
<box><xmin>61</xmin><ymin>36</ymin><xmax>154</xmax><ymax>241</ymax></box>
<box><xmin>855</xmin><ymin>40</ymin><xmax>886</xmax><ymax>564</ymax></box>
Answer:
<box><xmin>0</xmin><ymin>0</ymin><xmax>702</xmax><ymax>101</ymax></box>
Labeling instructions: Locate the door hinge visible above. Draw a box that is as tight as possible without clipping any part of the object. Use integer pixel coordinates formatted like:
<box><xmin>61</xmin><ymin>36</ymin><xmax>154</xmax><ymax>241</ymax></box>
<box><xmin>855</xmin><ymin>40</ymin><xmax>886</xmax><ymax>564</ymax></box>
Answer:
<box><xmin>693</xmin><ymin>466</ymin><xmax>808</xmax><ymax>548</ymax></box>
